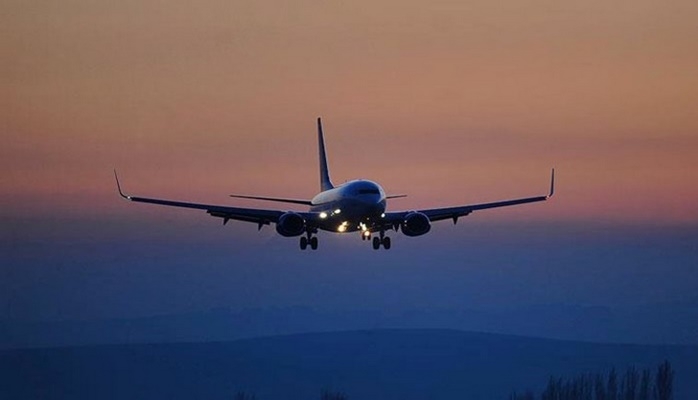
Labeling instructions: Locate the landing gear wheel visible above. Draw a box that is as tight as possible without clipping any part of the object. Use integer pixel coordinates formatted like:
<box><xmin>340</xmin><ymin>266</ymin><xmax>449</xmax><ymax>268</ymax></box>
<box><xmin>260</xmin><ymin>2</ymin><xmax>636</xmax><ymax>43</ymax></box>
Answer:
<box><xmin>382</xmin><ymin>236</ymin><xmax>391</xmax><ymax>250</ymax></box>
<box><xmin>300</xmin><ymin>236</ymin><xmax>308</xmax><ymax>250</ymax></box>
<box><xmin>310</xmin><ymin>236</ymin><xmax>318</xmax><ymax>250</ymax></box>
<box><xmin>372</xmin><ymin>237</ymin><xmax>381</xmax><ymax>250</ymax></box>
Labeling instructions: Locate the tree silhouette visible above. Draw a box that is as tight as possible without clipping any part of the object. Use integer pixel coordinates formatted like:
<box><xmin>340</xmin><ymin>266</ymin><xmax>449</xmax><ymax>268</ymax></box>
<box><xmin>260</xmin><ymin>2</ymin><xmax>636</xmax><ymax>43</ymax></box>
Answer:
<box><xmin>595</xmin><ymin>373</ymin><xmax>607</xmax><ymax>400</ymax></box>
<box><xmin>607</xmin><ymin>368</ymin><xmax>618</xmax><ymax>400</ymax></box>
<box><xmin>510</xmin><ymin>361</ymin><xmax>673</xmax><ymax>400</ymax></box>
<box><xmin>233</xmin><ymin>391</ymin><xmax>256</xmax><ymax>400</ymax></box>
<box><xmin>621</xmin><ymin>367</ymin><xmax>639</xmax><ymax>400</ymax></box>
<box><xmin>321</xmin><ymin>389</ymin><xmax>348</xmax><ymax>400</ymax></box>
<box><xmin>638</xmin><ymin>369</ymin><xmax>651</xmax><ymax>400</ymax></box>
<box><xmin>654</xmin><ymin>360</ymin><xmax>674</xmax><ymax>400</ymax></box>
<box><xmin>509</xmin><ymin>390</ymin><xmax>535</xmax><ymax>400</ymax></box>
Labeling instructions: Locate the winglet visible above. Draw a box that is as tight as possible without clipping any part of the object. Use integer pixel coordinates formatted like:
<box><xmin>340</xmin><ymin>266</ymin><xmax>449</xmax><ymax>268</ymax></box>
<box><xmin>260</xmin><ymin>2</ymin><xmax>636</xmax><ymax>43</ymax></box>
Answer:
<box><xmin>113</xmin><ymin>169</ymin><xmax>130</xmax><ymax>200</ymax></box>
<box><xmin>548</xmin><ymin>168</ymin><xmax>555</xmax><ymax>198</ymax></box>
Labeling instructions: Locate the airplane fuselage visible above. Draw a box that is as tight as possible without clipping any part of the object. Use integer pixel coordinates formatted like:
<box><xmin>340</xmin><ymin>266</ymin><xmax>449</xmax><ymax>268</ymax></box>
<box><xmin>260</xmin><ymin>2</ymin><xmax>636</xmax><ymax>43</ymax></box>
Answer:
<box><xmin>309</xmin><ymin>180</ymin><xmax>387</xmax><ymax>233</ymax></box>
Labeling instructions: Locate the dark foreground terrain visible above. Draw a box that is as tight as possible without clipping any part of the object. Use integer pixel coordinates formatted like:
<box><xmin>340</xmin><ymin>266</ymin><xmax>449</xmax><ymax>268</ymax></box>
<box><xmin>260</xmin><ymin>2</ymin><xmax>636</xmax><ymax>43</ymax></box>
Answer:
<box><xmin>2</xmin><ymin>329</ymin><xmax>697</xmax><ymax>399</ymax></box>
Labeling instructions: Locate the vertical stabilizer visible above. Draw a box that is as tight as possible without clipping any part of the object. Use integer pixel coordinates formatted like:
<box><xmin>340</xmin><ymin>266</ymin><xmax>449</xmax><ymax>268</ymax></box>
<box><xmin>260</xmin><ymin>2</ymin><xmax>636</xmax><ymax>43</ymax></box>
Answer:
<box><xmin>317</xmin><ymin>117</ymin><xmax>334</xmax><ymax>191</ymax></box>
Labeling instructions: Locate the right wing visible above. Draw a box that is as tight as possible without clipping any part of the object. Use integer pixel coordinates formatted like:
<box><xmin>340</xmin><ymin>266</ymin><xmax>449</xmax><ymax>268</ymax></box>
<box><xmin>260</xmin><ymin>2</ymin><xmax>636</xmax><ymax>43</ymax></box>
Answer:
<box><xmin>115</xmin><ymin>171</ymin><xmax>291</xmax><ymax>228</ymax></box>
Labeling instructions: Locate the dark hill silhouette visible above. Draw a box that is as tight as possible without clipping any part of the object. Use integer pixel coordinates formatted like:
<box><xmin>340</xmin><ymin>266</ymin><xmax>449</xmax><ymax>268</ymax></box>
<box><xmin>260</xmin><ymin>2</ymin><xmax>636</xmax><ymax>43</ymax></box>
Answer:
<box><xmin>2</xmin><ymin>329</ymin><xmax>697</xmax><ymax>399</ymax></box>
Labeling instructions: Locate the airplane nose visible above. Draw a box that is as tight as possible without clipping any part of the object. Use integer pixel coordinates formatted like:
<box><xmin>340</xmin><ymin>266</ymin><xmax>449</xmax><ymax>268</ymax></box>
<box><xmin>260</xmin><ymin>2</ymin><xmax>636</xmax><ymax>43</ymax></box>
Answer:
<box><xmin>365</xmin><ymin>197</ymin><xmax>386</xmax><ymax>215</ymax></box>
<box><xmin>359</xmin><ymin>194</ymin><xmax>381</xmax><ymax>206</ymax></box>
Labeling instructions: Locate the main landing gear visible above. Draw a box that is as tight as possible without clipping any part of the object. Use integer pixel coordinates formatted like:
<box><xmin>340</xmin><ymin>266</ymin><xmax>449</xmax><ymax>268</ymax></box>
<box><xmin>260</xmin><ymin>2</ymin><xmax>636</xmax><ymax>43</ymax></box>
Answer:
<box><xmin>372</xmin><ymin>231</ymin><xmax>391</xmax><ymax>250</ymax></box>
<box><xmin>300</xmin><ymin>232</ymin><xmax>318</xmax><ymax>250</ymax></box>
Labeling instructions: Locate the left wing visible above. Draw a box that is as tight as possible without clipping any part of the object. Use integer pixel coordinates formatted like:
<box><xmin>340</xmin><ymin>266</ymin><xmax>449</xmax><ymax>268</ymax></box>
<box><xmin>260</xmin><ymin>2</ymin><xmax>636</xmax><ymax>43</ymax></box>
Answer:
<box><xmin>382</xmin><ymin>169</ymin><xmax>554</xmax><ymax>225</ymax></box>
<box><xmin>229</xmin><ymin>194</ymin><xmax>312</xmax><ymax>205</ymax></box>
<box><xmin>114</xmin><ymin>171</ymin><xmax>290</xmax><ymax>228</ymax></box>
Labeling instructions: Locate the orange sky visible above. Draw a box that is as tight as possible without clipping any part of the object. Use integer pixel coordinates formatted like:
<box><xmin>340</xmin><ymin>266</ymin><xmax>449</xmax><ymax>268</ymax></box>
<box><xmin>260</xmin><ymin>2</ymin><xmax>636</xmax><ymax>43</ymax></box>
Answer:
<box><xmin>2</xmin><ymin>0</ymin><xmax>697</xmax><ymax>223</ymax></box>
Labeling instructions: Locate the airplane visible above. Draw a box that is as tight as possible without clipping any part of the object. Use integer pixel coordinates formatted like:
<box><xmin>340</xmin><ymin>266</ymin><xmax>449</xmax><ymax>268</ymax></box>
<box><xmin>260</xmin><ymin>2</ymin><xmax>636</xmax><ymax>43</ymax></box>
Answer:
<box><xmin>115</xmin><ymin>118</ymin><xmax>554</xmax><ymax>250</ymax></box>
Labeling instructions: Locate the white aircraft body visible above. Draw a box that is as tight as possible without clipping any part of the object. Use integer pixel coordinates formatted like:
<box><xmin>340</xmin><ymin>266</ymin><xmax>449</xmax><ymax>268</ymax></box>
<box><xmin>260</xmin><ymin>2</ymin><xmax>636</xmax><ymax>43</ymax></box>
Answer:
<box><xmin>115</xmin><ymin>118</ymin><xmax>554</xmax><ymax>250</ymax></box>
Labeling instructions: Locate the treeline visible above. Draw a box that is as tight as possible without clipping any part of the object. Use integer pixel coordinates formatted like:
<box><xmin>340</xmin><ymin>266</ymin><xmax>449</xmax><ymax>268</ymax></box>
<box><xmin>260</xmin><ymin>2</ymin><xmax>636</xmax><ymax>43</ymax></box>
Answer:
<box><xmin>510</xmin><ymin>360</ymin><xmax>674</xmax><ymax>400</ymax></box>
<box><xmin>232</xmin><ymin>361</ymin><xmax>674</xmax><ymax>400</ymax></box>
<box><xmin>233</xmin><ymin>389</ymin><xmax>347</xmax><ymax>400</ymax></box>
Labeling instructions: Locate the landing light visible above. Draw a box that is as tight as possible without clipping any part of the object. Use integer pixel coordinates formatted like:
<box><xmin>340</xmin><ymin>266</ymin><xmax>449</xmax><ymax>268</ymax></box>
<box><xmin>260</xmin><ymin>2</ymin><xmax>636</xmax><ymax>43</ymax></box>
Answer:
<box><xmin>334</xmin><ymin>209</ymin><xmax>341</xmax><ymax>214</ymax></box>
<box><xmin>337</xmin><ymin>221</ymin><xmax>349</xmax><ymax>233</ymax></box>
<box><xmin>319</xmin><ymin>212</ymin><xmax>328</xmax><ymax>219</ymax></box>
<box><xmin>381</xmin><ymin>213</ymin><xmax>386</xmax><ymax>218</ymax></box>
<box><xmin>363</xmin><ymin>230</ymin><xmax>371</xmax><ymax>237</ymax></box>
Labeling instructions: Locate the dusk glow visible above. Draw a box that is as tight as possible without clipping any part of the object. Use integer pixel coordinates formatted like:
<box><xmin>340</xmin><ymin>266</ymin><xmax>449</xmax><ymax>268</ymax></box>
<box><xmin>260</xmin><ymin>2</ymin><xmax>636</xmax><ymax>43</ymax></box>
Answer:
<box><xmin>2</xmin><ymin>0</ymin><xmax>697</xmax><ymax>225</ymax></box>
<box><xmin>2</xmin><ymin>0</ymin><xmax>698</xmax><ymax>373</ymax></box>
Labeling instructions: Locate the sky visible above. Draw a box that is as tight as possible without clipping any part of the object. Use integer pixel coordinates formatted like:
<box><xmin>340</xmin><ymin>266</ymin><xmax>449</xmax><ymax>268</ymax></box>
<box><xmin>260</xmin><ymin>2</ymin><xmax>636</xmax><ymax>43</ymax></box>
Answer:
<box><xmin>2</xmin><ymin>0</ymin><xmax>698</xmax><ymax>346</ymax></box>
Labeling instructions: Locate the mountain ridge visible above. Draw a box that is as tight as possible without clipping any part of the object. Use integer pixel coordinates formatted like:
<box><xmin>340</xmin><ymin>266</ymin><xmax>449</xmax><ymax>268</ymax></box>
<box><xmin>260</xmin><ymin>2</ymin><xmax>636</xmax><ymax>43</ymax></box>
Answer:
<box><xmin>4</xmin><ymin>301</ymin><xmax>697</xmax><ymax>349</ymax></box>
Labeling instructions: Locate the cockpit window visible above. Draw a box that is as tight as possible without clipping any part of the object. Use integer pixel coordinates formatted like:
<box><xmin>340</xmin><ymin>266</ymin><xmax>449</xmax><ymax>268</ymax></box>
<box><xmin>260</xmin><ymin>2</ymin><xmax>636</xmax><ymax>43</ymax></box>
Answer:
<box><xmin>358</xmin><ymin>189</ymin><xmax>380</xmax><ymax>195</ymax></box>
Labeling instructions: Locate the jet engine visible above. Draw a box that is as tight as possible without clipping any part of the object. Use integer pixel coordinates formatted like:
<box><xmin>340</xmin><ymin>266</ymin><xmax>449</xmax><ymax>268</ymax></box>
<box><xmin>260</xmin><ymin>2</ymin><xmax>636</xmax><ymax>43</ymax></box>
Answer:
<box><xmin>275</xmin><ymin>212</ymin><xmax>306</xmax><ymax>237</ymax></box>
<box><xmin>401</xmin><ymin>211</ymin><xmax>431</xmax><ymax>237</ymax></box>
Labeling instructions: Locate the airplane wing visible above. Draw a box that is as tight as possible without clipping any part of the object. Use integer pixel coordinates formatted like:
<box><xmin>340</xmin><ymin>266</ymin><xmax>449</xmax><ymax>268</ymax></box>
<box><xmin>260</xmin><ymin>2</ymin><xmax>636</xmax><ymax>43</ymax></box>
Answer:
<box><xmin>114</xmin><ymin>171</ymin><xmax>295</xmax><ymax>228</ymax></box>
<box><xmin>382</xmin><ymin>169</ymin><xmax>554</xmax><ymax>225</ymax></box>
<box><xmin>229</xmin><ymin>194</ymin><xmax>313</xmax><ymax>206</ymax></box>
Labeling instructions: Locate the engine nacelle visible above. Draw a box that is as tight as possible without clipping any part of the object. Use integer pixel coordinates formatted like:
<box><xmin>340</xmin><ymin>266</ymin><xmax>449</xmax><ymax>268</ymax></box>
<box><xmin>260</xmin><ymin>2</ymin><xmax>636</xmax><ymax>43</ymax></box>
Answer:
<box><xmin>275</xmin><ymin>212</ymin><xmax>306</xmax><ymax>237</ymax></box>
<box><xmin>401</xmin><ymin>212</ymin><xmax>431</xmax><ymax>237</ymax></box>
